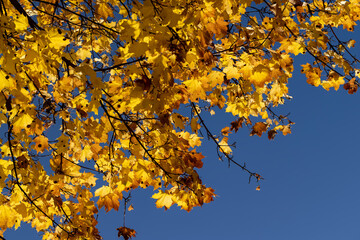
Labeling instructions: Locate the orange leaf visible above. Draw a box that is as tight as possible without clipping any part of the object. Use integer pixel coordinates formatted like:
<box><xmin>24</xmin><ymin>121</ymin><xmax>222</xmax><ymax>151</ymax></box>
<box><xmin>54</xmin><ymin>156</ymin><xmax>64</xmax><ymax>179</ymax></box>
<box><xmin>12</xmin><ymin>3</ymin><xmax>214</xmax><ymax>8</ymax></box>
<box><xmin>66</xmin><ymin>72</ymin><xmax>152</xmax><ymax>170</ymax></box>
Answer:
<box><xmin>250</xmin><ymin>122</ymin><xmax>267</xmax><ymax>137</ymax></box>
<box><xmin>127</xmin><ymin>204</ymin><xmax>134</xmax><ymax>212</ymax></box>
<box><xmin>33</xmin><ymin>135</ymin><xmax>49</xmax><ymax>153</ymax></box>
<box><xmin>221</xmin><ymin>126</ymin><xmax>231</xmax><ymax>136</ymax></box>
<box><xmin>282</xmin><ymin>125</ymin><xmax>292</xmax><ymax>136</ymax></box>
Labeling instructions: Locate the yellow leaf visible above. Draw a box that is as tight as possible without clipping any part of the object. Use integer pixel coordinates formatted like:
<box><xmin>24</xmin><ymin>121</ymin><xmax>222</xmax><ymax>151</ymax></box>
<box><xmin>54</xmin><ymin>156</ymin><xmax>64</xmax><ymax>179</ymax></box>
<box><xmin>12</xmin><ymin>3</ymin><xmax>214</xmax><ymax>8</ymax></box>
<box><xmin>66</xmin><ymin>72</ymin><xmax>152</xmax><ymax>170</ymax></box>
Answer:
<box><xmin>80</xmin><ymin>145</ymin><xmax>93</xmax><ymax>162</ymax></box>
<box><xmin>301</xmin><ymin>63</ymin><xmax>321</xmax><ymax>87</ymax></box>
<box><xmin>0</xmin><ymin>71</ymin><xmax>11</xmax><ymax>91</ymax></box>
<box><xmin>13</xmin><ymin>113</ymin><xmax>33</xmax><ymax>133</ymax></box>
<box><xmin>218</xmin><ymin>137</ymin><xmax>232</xmax><ymax>154</ymax></box>
<box><xmin>279</xmin><ymin>37</ymin><xmax>304</xmax><ymax>55</ymax></box>
<box><xmin>96</xmin><ymin>2</ymin><xmax>114</xmax><ymax>20</ymax></box>
<box><xmin>0</xmin><ymin>205</ymin><xmax>18</xmax><ymax>229</ymax></box>
<box><xmin>95</xmin><ymin>186</ymin><xmax>111</xmax><ymax>197</ymax></box>
<box><xmin>207</xmin><ymin>71</ymin><xmax>224</xmax><ymax>88</ymax></box>
<box><xmin>47</xmin><ymin>28</ymin><xmax>70</xmax><ymax>49</ymax></box>
<box><xmin>185</xmin><ymin>50</ymin><xmax>198</xmax><ymax>69</ymax></box>
<box><xmin>249</xmin><ymin>65</ymin><xmax>271</xmax><ymax>87</ymax></box>
<box><xmin>32</xmin><ymin>215</ymin><xmax>53</xmax><ymax>232</ymax></box>
<box><xmin>152</xmin><ymin>191</ymin><xmax>173</xmax><ymax>209</ymax></box>
<box><xmin>80</xmin><ymin>172</ymin><xmax>97</xmax><ymax>188</ymax></box>
<box><xmin>14</xmin><ymin>14</ymin><xmax>29</xmax><ymax>31</ymax></box>
<box><xmin>347</xmin><ymin>39</ymin><xmax>356</xmax><ymax>48</ymax></box>
<box><xmin>183</xmin><ymin>79</ymin><xmax>206</xmax><ymax>101</ymax></box>
<box><xmin>97</xmin><ymin>192</ymin><xmax>122</xmax><ymax>212</ymax></box>
<box><xmin>0</xmin><ymin>160</ymin><xmax>12</xmax><ymax>181</ymax></box>
<box><xmin>223</xmin><ymin>65</ymin><xmax>240</xmax><ymax>80</ymax></box>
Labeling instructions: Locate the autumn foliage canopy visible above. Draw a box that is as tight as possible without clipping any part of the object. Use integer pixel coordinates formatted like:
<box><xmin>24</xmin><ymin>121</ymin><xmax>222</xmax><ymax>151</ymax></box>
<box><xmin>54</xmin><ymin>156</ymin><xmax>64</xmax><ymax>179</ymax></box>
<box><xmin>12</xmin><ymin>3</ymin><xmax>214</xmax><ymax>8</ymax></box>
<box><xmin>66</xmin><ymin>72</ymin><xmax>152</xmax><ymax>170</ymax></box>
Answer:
<box><xmin>0</xmin><ymin>0</ymin><xmax>359</xmax><ymax>238</ymax></box>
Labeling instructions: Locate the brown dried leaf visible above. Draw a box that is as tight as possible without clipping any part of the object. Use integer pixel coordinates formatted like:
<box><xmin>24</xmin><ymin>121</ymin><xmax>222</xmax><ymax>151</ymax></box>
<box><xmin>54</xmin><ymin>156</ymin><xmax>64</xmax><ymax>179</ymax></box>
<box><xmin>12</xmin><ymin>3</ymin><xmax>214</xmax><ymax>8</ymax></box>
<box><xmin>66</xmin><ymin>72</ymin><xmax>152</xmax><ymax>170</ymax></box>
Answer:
<box><xmin>268</xmin><ymin>129</ymin><xmax>277</xmax><ymax>140</ymax></box>
<box><xmin>230</xmin><ymin>118</ymin><xmax>244</xmax><ymax>133</ymax></box>
<box><xmin>250</xmin><ymin>122</ymin><xmax>267</xmax><ymax>137</ymax></box>
<box><xmin>117</xmin><ymin>227</ymin><xmax>136</xmax><ymax>240</ymax></box>
<box><xmin>343</xmin><ymin>78</ymin><xmax>358</xmax><ymax>94</ymax></box>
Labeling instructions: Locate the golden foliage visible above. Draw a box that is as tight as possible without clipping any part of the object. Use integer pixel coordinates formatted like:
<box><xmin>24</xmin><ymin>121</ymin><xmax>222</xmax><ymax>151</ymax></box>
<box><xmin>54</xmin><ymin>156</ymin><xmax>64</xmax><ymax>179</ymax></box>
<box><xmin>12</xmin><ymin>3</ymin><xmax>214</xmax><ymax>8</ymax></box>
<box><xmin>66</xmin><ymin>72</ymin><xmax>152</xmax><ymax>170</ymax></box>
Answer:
<box><xmin>0</xmin><ymin>0</ymin><xmax>359</xmax><ymax>238</ymax></box>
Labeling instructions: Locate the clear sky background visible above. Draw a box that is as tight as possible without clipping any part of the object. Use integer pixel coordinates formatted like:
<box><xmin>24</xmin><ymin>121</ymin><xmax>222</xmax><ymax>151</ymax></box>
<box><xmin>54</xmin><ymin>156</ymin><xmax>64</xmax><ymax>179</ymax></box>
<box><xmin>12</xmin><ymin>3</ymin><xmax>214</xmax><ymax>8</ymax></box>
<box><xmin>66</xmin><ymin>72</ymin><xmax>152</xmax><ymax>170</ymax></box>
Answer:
<box><xmin>5</xmin><ymin>27</ymin><xmax>360</xmax><ymax>240</ymax></box>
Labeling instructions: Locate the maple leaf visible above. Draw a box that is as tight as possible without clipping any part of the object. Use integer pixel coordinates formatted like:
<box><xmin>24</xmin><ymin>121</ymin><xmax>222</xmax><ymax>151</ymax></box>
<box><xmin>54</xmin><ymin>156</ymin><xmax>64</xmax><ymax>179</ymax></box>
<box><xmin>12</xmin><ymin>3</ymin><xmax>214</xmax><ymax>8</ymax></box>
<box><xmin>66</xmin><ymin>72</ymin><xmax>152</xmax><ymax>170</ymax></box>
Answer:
<box><xmin>230</xmin><ymin>118</ymin><xmax>244</xmax><ymax>133</ymax></box>
<box><xmin>152</xmin><ymin>191</ymin><xmax>173</xmax><ymax>209</ymax></box>
<box><xmin>221</xmin><ymin>126</ymin><xmax>231</xmax><ymax>136</ymax></box>
<box><xmin>223</xmin><ymin>65</ymin><xmax>240</xmax><ymax>80</ymax></box>
<box><xmin>279</xmin><ymin>37</ymin><xmax>305</xmax><ymax>55</ymax></box>
<box><xmin>97</xmin><ymin>193</ymin><xmax>121</xmax><ymax>212</ymax></box>
<box><xmin>14</xmin><ymin>14</ymin><xmax>29</xmax><ymax>31</ymax></box>
<box><xmin>267</xmin><ymin>129</ymin><xmax>277</xmax><ymax>140</ymax></box>
<box><xmin>0</xmin><ymin>205</ymin><xmax>18</xmax><ymax>230</ymax></box>
<box><xmin>250</xmin><ymin>122</ymin><xmax>268</xmax><ymax>137</ymax></box>
<box><xmin>343</xmin><ymin>78</ymin><xmax>358</xmax><ymax>94</ymax></box>
<box><xmin>206</xmin><ymin>17</ymin><xmax>228</xmax><ymax>39</ymax></box>
<box><xmin>33</xmin><ymin>135</ymin><xmax>49</xmax><ymax>153</ymax></box>
<box><xmin>249</xmin><ymin>65</ymin><xmax>271</xmax><ymax>87</ymax></box>
<box><xmin>47</xmin><ymin>28</ymin><xmax>70</xmax><ymax>49</ymax></box>
<box><xmin>172</xmin><ymin>113</ymin><xmax>187</xmax><ymax>130</ymax></box>
<box><xmin>117</xmin><ymin>227</ymin><xmax>136</xmax><ymax>240</ymax></box>
<box><xmin>347</xmin><ymin>39</ymin><xmax>356</xmax><ymax>48</ymax></box>
<box><xmin>13</xmin><ymin>112</ymin><xmax>33</xmax><ymax>133</ymax></box>
<box><xmin>282</xmin><ymin>125</ymin><xmax>292</xmax><ymax>136</ymax></box>
<box><xmin>301</xmin><ymin>63</ymin><xmax>321</xmax><ymax>87</ymax></box>
<box><xmin>76</xmin><ymin>105</ymin><xmax>88</xmax><ymax>118</ymax></box>
<box><xmin>185</xmin><ymin>150</ymin><xmax>204</xmax><ymax>169</ymax></box>
<box><xmin>96</xmin><ymin>2</ymin><xmax>114</xmax><ymax>20</ymax></box>
<box><xmin>202</xmin><ymin>187</ymin><xmax>216</xmax><ymax>203</ymax></box>
<box><xmin>127</xmin><ymin>204</ymin><xmax>134</xmax><ymax>212</ymax></box>
<box><xmin>183</xmin><ymin>79</ymin><xmax>206</xmax><ymax>101</ymax></box>
<box><xmin>190</xmin><ymin>117</ymin><xmax>201</xmax><ymax>133</ymax></box>
<box><xmin>218</xmin><ymin>137</ymin><xmax>232</xmax><ymax>155</ymax></box>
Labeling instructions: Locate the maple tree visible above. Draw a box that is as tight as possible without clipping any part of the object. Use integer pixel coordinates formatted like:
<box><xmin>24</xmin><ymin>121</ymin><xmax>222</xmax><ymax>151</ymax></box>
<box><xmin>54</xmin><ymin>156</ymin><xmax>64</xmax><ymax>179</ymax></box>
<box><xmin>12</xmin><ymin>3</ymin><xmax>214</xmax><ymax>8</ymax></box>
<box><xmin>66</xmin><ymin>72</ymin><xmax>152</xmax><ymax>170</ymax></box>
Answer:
<box><xmin>0</xmin><ymin>0</ymin><xmax>359</xmax><ymax>238</ymax></box>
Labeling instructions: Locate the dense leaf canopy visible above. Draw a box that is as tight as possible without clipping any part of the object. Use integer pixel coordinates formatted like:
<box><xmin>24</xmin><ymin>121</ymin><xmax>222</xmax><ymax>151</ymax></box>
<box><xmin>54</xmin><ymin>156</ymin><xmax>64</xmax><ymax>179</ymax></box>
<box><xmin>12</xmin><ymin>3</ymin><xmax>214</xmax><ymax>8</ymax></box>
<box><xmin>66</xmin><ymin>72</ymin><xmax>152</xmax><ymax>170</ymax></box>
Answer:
<box><xmin>0</xmin><ymin>0</ymin><xmax>359</xmax><ymax>238</ymax></box>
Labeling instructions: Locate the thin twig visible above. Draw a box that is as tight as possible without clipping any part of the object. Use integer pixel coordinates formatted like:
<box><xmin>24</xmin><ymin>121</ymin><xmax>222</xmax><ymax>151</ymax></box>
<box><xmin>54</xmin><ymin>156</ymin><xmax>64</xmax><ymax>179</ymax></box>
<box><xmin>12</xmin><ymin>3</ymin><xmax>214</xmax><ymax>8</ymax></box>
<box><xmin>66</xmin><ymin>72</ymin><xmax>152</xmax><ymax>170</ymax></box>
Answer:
<box><xmin>191</xmin><ymin>102</ymin><xmax>262</xmax><ymax>183</ymax></box>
